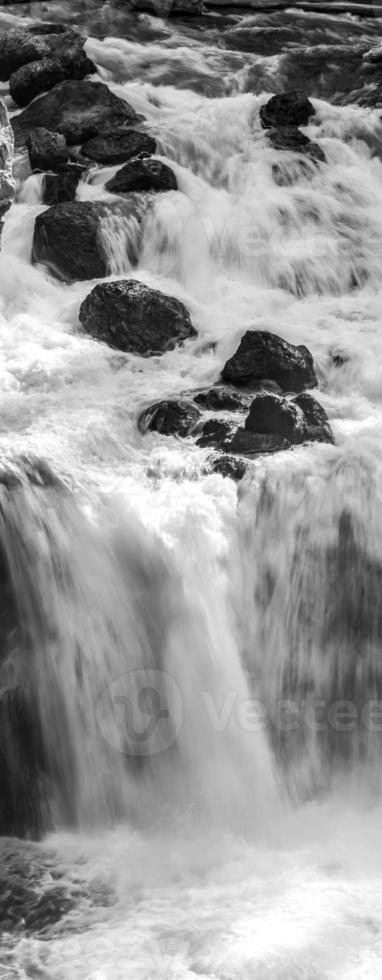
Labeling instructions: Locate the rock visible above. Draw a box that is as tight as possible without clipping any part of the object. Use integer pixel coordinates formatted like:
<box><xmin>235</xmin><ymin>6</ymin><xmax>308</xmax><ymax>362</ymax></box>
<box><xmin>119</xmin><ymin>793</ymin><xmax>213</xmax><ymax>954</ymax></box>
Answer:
<box><xmin>0</xmin><ymin>25</ymin><xmax>94</xmax><ymax>84</ymax></box>
<box><xmin>209</xmin><ymin>455</ymin><xmax>247</xmax><ymax>481</ymax></box>
<box><xmin>267</xmin><ymin>127</ymin><xmax>326</xmax><ymax>163</ymax></box>
<box><xmin>79</xmin><ymin>280</ymin><xmax>196</xmax><ymax>355</ymax></box>
<box><xmin>293</xmin><ymin>393</ymin><xmax>334</xmax><ymax>444</ymax></box>
<box><xmin>0</xmin><ymin>100</ymin><xmax>15</xmax><ymax>236</ymax></box>
<box><xmin>245</xmin><ymin>392</ymin><xmax>307</xmax><ymax>444</ymax></box>
<box><xmin>9</xmin><ymin>60</ymin><xmax>65</xmax><ymax>108</ymax></box>
<box><xmin>82</xmin><ymin>130</ymin><xmax>156</xmax><ymax>166</ymax></box>
<box><xmin>26</xmin><ymin>128</ymin><xmax>68</xmax><ymax>172</ymax></box>
<box><xmin>106</xmin><ymin>158</ymin><xmax>177</xmax><ymax>195</ymax></box>
<box><xmin>12</xmin><ymin>81</ymin><xmax>140</xmax><ymax>147</ymax></box>
<box><xmin>138</xmin><ymin>399</ymin><xmax>201</xmax><ymax>437</ymax></box>
<box><xmin>228</xmin><ymin>428</ymin><xmax>290</xmax><ymax>456</ymax></box>
<box><xmin>193</xmin><ymin>386</ymin><xmax>252</xmax><ymax>412</ymax></box>
<box><xmin>41</xmin><ymin>167</ymin><xmax>82</xmax><ymax>205</ymax></box>
<box><xmin>196</xmin><ymin>418</ymin><xmax>237</xmax><ymax>449</ymax></box>
<box><xmin>260</xmin><ymin>91</ymin><xmax>315</xmax><ymax>129</ymax></box>
<box><xmin>33</xmin><ymin>200</ymin><xmax>142</xmax><ymax>282</ymax></box>
<box><xmin>221</xmin><ymin>330</ymin><xmax>317</xmax><ymax>394</ymax></box>
<box><xmin>240</xmin><ymin>392</ymin><xmax>333</xmax><ymax>449</ymax></box>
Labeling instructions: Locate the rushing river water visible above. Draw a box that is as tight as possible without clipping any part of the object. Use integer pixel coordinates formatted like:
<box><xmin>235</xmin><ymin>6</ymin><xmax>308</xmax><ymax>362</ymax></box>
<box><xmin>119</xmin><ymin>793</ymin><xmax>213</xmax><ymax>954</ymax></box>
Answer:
<box><xmin>2</xmin><ymin>1</ymin><xmax>382</xmax><ymax>977</ymax></box>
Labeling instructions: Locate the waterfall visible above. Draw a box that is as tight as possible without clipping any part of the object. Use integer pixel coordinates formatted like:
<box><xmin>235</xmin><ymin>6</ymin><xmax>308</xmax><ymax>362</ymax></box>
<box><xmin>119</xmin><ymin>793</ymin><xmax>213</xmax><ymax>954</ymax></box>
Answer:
<box><xmin>2</xmin><ymin>2</ymin><xmax>382</xmax><ymax>976</ymax></box>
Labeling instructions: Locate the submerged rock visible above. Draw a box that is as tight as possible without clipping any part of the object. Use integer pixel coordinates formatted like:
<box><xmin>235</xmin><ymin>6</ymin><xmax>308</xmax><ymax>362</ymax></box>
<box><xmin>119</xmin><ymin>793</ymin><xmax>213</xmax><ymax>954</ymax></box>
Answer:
<box><xmin>221</xmin><ymin>330</ymin><xmax>317</xmax><ymax>394</ymax></box>
<box><xmin>26</xmin><ymin>128</ymin><xmax>68</xmax><ymax>172</ymax></box>
<box><xmin>12</xmin><ymin>81</ymin><xmax>140</xmax><ymax>147</ymax></box>
<box><xmin>138</xmin><ymin>399</ymin><xmax>201</xmax><ymax>436</ymax></box>
<box><xmin>79</xmin><ymin>280</ymin><xmax>196</xmax><ymax>354</ymax></box>
<box><xmin>106</xmin><ymin>158</ymin><xmax>177</xmax><ymax>195</ymax></box>
<box><xmin>260</xmin><ymin>91</ymin><xmax>316</xmax><ymax>129</ymax></box>
<box><xmin>41</xmin><ymin>166</ymin><xmax>83</xmax><ymax>205</ymax></box>
<box><xmin>9</xmin><ymin>59</ymin><xmax>65</xmax><ymax>108</ymax></box>
<box><xmin>0</xmin><ymin>100</ymin><xmax>15</xmax><ymax>237</ymax></box>
<box><xmin>0</xmin><ymin>25</ymin><xmax>94</xmax><ymax>84</ymax></box>
<box><xmin>267</xmin><ymin>126</ymin><xmax>326</xmax><ymax>164</ymax></box>
<box><xmin>33</xmin><ymin>200</ymin><xmax>142</xmax><ymax>281</ymax></box>
<box><xmin>82</xmin><ymin>130</ymin><xmax>156</xmax><ymax>166</ymax></box>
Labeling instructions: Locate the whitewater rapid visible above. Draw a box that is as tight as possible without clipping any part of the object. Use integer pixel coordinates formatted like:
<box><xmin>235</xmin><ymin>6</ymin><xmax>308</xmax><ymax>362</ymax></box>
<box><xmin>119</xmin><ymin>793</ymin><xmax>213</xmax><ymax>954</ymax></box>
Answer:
<box><xmin>2</xmin><ymin>3</ymin><xmax>382</xmax><ymax>977</ymax></box>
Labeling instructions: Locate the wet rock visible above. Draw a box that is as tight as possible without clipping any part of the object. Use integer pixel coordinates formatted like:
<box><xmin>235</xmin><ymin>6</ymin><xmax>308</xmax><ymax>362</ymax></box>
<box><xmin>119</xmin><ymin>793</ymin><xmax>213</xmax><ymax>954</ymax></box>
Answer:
<box><xmin>196</xmin><ymin>418</ymin><xmax>237</xmax><ymax>449</ymax></box>
<box><xmin>41</xmin><ymin>166</ymin><xmax>83</xmax><ymax>206</ymax></box>
<box><xmin>245</xmin><ymin>392</ymin><xmax>307</xmax><ymax>444</ymax></box>
<box><xmin>106</xmin><ymin>157</ymin><xmax>177</xmax><ymax>195</ymax></box>
<box><xmin>12</xmin><ymin>81</ymin><xmax>140</xmax><ymax>147</ymax></box>
<box><xmin>0</xmin><ymin>25</ymin><xmax>94</xmax><ymax>84</ymax></box>
<box><xmin>209</xmin><ymin>454</ymin><xmax>247</xmax><ymax>481</ymax></box>
<box><xmin>228</xmin><ymin>428</ymin><xmax>290</xmax><ymax>456</ymax></box>
<box><xmin>82</xmin><ymin>130</ymin><xmax>156</xmax><ymax>166</ymax></box>
<box><xmin>33</xmin><ymin>200</ymin><xmax>142</xmax><ymax>282</ymax></box>
<box><xmin>260</xmin><ymin>91</ymin><xmax>316</xmax><ymax>129</ymax></box>
<box><xmin>293</xmin><ymin>393</ymin><xmax>334</xmax><ymax>444</ymax></box>
<box><xmin>193</xmin><ymin>386</ymin><xmax>252</xmax><ymax>412</ymax></box>
<box><xmin>0</xmin><ymin>100</ymin><xmax>15</xmax><ymax>237</ymax></box>
<box><xmin>9</xmin><ymin>59</ymin><xmax>65</xmax><ymax>108</ymax></box>
<box><xmin>79</xmin><ymin>280</ymin><xmax>196</xmax><ymax>355</ymax></box>
<box><xmin>138</xmin><ymin>399</ymin><xmax>201</xmax><ymax>437</ymax></box>
<box><xmin>221</xmin><ymin>330</ymin><xmax>317</xmax><ymax>394</ymax></box>
<box><xmin>267</xmin><ymin>127</ymin><xmax>326</xmax><ymax>164</ymax></box>
<box><xmin>26</xmin><ymin>128</ymin><xmax>68</xmax><ymax>172</ymax></box>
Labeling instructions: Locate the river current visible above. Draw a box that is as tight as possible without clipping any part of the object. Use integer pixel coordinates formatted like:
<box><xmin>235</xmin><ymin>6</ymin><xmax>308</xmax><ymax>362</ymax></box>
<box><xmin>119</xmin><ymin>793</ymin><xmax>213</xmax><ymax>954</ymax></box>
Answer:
<box><xmin>1</xmin><ymin>2</ymin><xmax>382</xmax><ymax>977</ymax></box>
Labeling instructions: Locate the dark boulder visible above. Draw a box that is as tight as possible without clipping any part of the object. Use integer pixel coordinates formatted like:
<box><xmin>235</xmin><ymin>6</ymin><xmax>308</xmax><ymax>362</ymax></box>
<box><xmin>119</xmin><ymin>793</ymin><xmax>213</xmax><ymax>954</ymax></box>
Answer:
<box><xmin>12</xmin><ymin>81</ymin><xmax>140</xmax><ymax>147</ymax></box>
<box><xmin>106</xmin><ymin>157</ymin><xmax>177</xmax><ymax>195</ymax></box>
<box><xmin>26</xmin><ymin>128</ymin><xmax>68</xmax><ymax>172</ymax></box>
<box><xmin>79</xmin><ymin>280</ymin><xmax>196</xmax><ymax>355</ymax></box>
<box><xmin>41</xmin><ymin>166</ymin><xmax>83</xmax><ymax>205</ymax></box>
<box><xmin>193</xmin><ymin>386</ymin><xmax>252</xmax><ymax>412</ymax></box>
<box><xmin>82</xmin><ymin>130</ymin><xmax>156</xmax><ymax>166</ymax></box>
<box><xmin>221</xmin><ymin>330</ymin><xmax>317</xmax><ymax>393</ymax></box>
<box><xmin>293</xmin><ymin>393</ymin><xmax>334</xmax><ymax>444</ymax></box>
<box><xmin>33</xmin><ymin>200</ymin><xmax>142</xmax><ymax>282</ymax></box>
<box><xmin>260</xmin><ymin>92</ymin><xmax>315</xmax><ymax>129</ymax></box>
<box><xmin>267</xmin><ymin>127</ymin><xmax>326</xmax><ymax>164</ymax></box>
<box><xmin>245</xmin><ymin>392</ymin><xmax>306</xmax><ymax>444</ymax></box>
<box><xmin>138</xmin><ymin>399</ymin><xmax>201</xmax><ymax>437</ymax></box>
<box><xmin>0</xmin><ymin>25</ymin><xmax>94</xmax><ymax>84</ymax></box>
<box><xmin>242</xmin><ymin>392</ymin><xmax>333</xmax><ymax>448</ymax></box>
<box><xmin>196</xmin><ymin>418</ymin><xmax>237</xmax><ymax>449</ymax></box>
<box><xmin>9</xmin><ymin>59</ymin><xmax>65</xmax><ymax>108</ymax></box>
<box><xmin>228</xmin><ymin>428</ymin><xmax>290</xmax><ymax>456</ymax></box>
<box><xmin>209</xmin><ymin>455</ymin><xmax>247</xmax><ymax>481</ymax></box>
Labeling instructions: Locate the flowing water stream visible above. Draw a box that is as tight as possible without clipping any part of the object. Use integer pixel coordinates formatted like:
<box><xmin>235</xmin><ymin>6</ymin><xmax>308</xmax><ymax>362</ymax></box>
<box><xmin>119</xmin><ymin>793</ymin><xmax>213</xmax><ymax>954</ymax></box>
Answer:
<box><xmin>1</xmin><ymin>2</ymin><xmax>382</xmax><ymax>977</ymax></box>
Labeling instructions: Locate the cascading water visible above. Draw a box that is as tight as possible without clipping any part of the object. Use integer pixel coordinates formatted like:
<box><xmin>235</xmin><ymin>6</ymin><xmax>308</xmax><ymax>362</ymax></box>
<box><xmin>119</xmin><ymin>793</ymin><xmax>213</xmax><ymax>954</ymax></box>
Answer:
<box><xmin>2</xmin><ymin>2</ymin><xmax>382</xmax><ymax>977</ymax></box>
